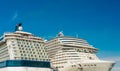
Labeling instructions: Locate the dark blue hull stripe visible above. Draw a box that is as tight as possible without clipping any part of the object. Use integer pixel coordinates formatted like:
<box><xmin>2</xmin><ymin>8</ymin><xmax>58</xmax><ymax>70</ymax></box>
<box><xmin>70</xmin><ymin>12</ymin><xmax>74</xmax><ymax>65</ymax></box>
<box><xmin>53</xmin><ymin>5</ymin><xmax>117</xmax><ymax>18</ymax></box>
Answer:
<box><xmin>0</xmin><ymin>60</ymin><xmax>51</xmax><ymax>68</ymax></box>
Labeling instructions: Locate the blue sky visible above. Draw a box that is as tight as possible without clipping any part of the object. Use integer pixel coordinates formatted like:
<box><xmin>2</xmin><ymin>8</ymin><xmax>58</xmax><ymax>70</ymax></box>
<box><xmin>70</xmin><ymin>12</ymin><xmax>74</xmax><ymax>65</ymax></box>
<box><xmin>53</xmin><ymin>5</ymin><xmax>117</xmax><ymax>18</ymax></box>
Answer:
<box><xmin>0</xmin><ymin>0</ymin><xmax>120</xmax><ymax>71</ymax></box>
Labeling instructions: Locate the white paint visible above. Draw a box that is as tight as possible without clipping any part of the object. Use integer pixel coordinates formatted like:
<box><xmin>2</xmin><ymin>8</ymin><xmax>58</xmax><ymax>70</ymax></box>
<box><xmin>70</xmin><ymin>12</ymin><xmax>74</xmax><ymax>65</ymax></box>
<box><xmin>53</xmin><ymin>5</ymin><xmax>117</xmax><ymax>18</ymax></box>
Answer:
<box><xmin>0</xmin><ymin>67</ymin><xmax>52</xmax><ymax>71</ymax></box>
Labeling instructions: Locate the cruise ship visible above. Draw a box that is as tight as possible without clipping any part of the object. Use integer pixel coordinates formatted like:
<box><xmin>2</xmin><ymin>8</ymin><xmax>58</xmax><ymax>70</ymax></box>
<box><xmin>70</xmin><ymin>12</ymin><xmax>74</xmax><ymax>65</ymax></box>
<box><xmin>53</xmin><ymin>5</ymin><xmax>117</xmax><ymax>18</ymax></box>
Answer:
<box><xmin>0</xmin><ymin>23</ymin><xmax>52</xmax><ymax>71</ymax></box>
<box><xmin>46</xmin><ymin>32</ymin><xmax>115</xmax><ymax>71</ymax></box>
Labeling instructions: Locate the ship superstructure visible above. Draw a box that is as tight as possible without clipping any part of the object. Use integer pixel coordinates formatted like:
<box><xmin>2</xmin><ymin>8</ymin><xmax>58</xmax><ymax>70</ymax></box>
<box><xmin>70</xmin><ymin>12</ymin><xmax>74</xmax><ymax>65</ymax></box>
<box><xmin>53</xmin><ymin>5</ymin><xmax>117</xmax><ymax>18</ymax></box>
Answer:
<box><xmin>0</xmin><ymin>24</ymin><xmax>115</xmax><ymax>71</ymax></box>
<box><xmin>0</xmin><ymin>24</ymin><xmax>52</xmax><ymax>71</ymax></box>
<box><xmin>46</xmin><ymin>32</ymin><xmax>115</xmax><ymax>71</ymax></box>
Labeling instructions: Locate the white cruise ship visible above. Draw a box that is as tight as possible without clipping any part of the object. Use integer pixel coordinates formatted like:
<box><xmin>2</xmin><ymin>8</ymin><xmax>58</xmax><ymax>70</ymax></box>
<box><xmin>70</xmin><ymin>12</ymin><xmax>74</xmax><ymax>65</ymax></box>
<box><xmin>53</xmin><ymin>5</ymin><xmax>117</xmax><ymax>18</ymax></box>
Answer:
<box><xmin>0</xmin><ymin>23</ymin><xmax>52</xmax><ymax>71</ymax></box>
<box><xmin>46</xmin><ymin>32</ymin><xmax>115</xmax><ymax>71</ymax></box>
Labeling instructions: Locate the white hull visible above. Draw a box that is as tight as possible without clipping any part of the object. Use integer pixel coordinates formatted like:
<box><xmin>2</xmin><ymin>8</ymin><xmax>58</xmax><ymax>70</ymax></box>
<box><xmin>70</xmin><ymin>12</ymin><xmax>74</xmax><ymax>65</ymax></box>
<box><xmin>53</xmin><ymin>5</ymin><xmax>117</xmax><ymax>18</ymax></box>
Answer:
<box><xmin>58</xmin><ymin>61</ymin><xmax>115</xmax><ymax>71</ymax></box>
<box><xmin>0</xmin><ymin>67</ymin><xmax>52</xmax><ymax>71</ymax></box>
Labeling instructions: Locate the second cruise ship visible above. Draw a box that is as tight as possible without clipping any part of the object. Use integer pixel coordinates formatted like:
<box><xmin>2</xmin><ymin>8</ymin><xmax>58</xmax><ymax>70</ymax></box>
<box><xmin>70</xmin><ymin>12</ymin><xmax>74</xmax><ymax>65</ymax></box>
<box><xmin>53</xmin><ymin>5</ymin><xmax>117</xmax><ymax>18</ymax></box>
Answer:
<box><xmin>46</xmin><ymin>32</ymin><xmax>115</xmax><ymax>71</ymax></box>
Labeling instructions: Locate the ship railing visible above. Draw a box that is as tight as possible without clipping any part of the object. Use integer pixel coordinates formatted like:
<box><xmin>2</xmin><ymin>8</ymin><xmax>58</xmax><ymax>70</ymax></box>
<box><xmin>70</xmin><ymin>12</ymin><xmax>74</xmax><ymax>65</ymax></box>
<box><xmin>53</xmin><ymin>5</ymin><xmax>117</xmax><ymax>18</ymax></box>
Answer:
<box><xmin>4</xmin><ymin>32</ymin><xmax>13</xmax><ymax>34</ymax></box>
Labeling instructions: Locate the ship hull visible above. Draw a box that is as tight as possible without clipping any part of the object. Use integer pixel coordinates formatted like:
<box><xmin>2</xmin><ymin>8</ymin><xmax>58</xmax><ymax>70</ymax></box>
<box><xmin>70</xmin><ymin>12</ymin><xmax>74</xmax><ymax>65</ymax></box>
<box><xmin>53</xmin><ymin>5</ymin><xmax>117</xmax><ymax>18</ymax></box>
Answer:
<box><xmin>58</xmin><ymin>61</ymin><xmax>115</xmax><ymax>71</ymax></box>
<box><xmin>0</xmin><ymin>67</ymin><xmax>52</xmax><ymax>71</ymax></box>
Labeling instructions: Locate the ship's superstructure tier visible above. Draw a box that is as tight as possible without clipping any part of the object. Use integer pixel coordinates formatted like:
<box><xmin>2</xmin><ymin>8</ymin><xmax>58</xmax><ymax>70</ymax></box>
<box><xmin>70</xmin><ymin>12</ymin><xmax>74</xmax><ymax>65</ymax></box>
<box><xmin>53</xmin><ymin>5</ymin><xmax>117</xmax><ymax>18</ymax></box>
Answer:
<box><xmin>46</xmin><ymin>36</ymin><xmax>98</xmax><ymax>64</ymax></box>
<box><xmin>0</xmin><ymin>31</ymin><xmax>49</xmax><ymax>62</ymax></box>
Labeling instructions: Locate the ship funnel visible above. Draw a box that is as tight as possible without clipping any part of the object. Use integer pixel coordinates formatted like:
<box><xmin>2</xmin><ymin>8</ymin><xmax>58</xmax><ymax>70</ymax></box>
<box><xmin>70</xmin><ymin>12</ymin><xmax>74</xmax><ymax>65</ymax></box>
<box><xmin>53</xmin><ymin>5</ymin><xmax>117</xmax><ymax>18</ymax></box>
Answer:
<box><xmin>15</xmin><ymin>23</ymin><xmax>23</xmax><ymax>31</ymax></box>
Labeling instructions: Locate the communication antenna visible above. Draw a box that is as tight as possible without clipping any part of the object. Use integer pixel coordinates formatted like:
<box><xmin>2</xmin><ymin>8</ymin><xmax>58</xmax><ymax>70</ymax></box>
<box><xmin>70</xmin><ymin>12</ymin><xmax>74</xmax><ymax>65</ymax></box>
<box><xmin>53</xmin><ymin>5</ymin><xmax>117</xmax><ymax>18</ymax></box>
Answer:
<box><xmin>76</xmin><ymin>34</ymin><xmax>78</xmax><ymax>38</ymax></box>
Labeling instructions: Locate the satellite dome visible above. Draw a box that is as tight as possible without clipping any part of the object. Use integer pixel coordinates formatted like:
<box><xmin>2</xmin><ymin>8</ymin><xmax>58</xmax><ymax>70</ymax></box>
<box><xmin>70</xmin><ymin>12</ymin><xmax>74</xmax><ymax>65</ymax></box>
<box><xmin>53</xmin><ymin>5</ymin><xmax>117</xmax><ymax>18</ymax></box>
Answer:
<box><xmin>18</xmin><ymin>26</ymin><xmax>23</xmax><ymax>31</ymax></box>
<box><xmin>58</xmin><ymin>31</ymin><xmax>64</xmax><ymax>37</ymax></box>
<box><xmin>15</xmin><ymin>23</ymin><xmax>23</xmax><ymax>31</ymax></box>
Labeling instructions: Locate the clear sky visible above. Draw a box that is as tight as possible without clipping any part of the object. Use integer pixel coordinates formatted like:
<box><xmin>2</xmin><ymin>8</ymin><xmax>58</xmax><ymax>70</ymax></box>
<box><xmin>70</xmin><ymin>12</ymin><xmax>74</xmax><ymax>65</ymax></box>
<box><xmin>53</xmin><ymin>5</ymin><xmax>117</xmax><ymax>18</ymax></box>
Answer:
<box><xmin>0</xmin><ymin>0</ymin><xmax>120</xmax><ymax>71</ymax></box>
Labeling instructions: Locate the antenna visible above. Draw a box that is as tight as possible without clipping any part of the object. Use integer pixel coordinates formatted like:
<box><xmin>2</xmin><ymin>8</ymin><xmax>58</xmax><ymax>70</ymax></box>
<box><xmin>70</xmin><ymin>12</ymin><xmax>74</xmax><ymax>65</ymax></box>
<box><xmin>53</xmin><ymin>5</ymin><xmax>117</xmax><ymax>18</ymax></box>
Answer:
<box><xmin>76</xmin><ymin>34</ymin><xmax>78</xmax><ymax>38</ymax></box>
